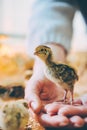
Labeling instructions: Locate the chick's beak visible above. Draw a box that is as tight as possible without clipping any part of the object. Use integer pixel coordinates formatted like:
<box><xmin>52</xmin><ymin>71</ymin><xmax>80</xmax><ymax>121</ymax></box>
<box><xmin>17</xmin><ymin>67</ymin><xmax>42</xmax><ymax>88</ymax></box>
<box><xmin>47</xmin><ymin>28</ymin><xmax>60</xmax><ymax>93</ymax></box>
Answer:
<box><xmin>34</xmin><ymin>51</ymin><xmax>38</xmax><ymax>55</ymax></box>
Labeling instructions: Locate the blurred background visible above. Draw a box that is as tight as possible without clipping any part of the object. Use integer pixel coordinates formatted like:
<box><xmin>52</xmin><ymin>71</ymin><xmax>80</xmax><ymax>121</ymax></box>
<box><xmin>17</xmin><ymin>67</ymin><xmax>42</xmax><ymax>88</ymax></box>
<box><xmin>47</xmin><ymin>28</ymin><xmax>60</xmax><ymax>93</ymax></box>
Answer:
<box><xmin>0</xmin><ymin>0</ymin><xmax>34</xmax><ymax>90</ymax></box>
<box><xmin>0</xmin><ymin>0</ymin><xmax>32</xmax><ymax>36</ymax></box>
<box><xmin>0</xmin><ymin>0</ymin><xmax>87</xmax><ymax>50</ymax></box>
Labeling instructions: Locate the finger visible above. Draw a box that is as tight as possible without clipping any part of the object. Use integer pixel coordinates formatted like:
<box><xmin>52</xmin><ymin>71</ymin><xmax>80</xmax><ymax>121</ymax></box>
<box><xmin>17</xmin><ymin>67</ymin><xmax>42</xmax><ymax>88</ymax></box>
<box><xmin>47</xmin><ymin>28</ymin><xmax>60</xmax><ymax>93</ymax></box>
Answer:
<box><xmin>73</xmin><ymin>99</ymin><xmax>83</xmax><ymax>105</ymax></box>
<box><xmin>44</xmin><ymin>102</ymin><xmax>64</xmax><ymax>115</ymax></box>
<box><xmin>39</xmin><ymin>114</ymin><xmax>69</xmax><ymax>127</ymax></box>
<box><xmin>70</xmin><ymin>116</ymin><xmax>85</xmax><ymax>128</ymax></box>
<box><xmin>58</xmin><ymin>105</ymin><xmax>87</xmax><ymax>117</ymax></box>
<box><xmin>84</xmin><ymin>117</ymin><xmax>87</xmax><ymax>124</ymax></box>
<box><xmin>25</xmin><ymin>91</ymin><xmax>42</xmax><ymax>114</ymax></box>
<box><xmin>81</xmin><ymin>94</ymin><xmax>87</xmax><ymax>105</ymax></box>
<box><xmin>30</xmin><ymin>94</ymin><xmax>43</xmax><ymax>114</ymax></box>
<box><xmin>25</xmin><ymin>80</ymin><xmax>42</xmax><ymax>114</ymax></box>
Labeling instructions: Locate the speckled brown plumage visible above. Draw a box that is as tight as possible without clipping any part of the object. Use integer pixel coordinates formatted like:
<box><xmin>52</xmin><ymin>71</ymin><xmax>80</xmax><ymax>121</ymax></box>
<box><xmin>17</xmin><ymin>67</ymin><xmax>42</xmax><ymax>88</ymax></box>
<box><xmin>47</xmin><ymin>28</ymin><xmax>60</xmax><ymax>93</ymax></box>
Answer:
<box><xmin>34</xmin><ymin>45</ymin><xmax>78</xmax><ymax>104</ymax></box>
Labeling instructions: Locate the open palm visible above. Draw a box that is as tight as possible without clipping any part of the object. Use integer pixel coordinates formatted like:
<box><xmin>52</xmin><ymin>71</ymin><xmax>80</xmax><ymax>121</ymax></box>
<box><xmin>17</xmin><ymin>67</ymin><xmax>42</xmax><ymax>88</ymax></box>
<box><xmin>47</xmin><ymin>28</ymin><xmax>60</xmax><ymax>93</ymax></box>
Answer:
<box><xmin>25</xmin><ymin>74</ymin><xmax>64</xmax><ymax>113</ymax></box>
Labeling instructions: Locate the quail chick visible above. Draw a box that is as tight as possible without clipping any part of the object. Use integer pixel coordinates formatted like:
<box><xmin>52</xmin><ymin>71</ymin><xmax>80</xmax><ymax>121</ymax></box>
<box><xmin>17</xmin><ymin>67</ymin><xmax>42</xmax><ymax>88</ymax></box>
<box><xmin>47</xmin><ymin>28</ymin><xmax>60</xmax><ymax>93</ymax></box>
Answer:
<box><xmin>0</xmin><ymin>100</ymin><xmax>29</xmax><ymax>130</ymax></box>
<box><xmin>34</xmin><ymin>45</ymin><xmax>78</xmax><ymax>104</ymax></box>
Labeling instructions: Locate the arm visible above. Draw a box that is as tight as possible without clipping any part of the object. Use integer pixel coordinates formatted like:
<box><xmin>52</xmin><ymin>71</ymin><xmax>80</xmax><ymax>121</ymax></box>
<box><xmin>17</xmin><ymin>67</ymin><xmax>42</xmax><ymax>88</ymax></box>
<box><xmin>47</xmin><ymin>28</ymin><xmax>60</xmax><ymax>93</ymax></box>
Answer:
<box><xmin>26</xmin><ymin>0</ymin><xmax>76</xmax><ymax>58</ymax></box>
<box><xmin>25</xmin><ymin>0</ymin><xmax>76</xmax><ymax>112</ymax></box>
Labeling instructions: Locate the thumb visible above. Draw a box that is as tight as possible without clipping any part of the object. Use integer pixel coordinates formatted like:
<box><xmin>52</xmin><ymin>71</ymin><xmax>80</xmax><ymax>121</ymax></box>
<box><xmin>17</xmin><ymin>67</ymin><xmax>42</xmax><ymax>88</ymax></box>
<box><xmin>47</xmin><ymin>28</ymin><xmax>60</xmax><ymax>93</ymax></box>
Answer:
<box><xmin>29</xmin><ymin>93</ymin><xmax>42</xmax><ymax>114</ymax></box>
<box><xmin>25</xmin><ymin>88</ymin><xmax>42</xmax><ymax>114</ymax></box>
<box><xmin>25</xmin><ymin>76</ymin><xmax>43</xmax><ymax>113</ymax></box>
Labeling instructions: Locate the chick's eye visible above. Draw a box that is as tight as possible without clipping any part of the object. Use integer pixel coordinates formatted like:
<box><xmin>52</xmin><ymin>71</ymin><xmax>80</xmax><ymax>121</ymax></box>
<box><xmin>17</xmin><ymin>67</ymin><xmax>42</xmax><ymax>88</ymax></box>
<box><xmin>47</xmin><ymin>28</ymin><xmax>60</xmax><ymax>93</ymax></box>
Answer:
<box><xmin>41</xmin><ymin>49</ymin><xmax>44</xmax><ymax>51</ymax></box>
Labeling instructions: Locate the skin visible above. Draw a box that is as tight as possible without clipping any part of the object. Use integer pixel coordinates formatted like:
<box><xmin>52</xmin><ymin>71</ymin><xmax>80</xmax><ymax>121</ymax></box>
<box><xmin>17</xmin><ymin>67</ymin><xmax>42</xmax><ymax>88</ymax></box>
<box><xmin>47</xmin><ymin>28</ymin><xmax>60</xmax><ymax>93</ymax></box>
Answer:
<box><xmin>25</xmin><ymin>43</ymin><xmax>87</xmax><ymax>129</ymax></box>
<box><xmin>39</xmin><ymin>101</ymin><xmax>87</xmax><ymax>128</ymax></box>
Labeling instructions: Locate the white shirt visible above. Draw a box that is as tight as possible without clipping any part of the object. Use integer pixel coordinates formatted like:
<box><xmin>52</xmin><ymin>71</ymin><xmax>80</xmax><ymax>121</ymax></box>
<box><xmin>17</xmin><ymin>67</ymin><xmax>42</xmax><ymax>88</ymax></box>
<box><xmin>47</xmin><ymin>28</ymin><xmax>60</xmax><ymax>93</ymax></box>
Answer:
<box><xmin>26</xmin><ymin>0</ymin><xmax>76</xmax><ymax>57</ymax></box>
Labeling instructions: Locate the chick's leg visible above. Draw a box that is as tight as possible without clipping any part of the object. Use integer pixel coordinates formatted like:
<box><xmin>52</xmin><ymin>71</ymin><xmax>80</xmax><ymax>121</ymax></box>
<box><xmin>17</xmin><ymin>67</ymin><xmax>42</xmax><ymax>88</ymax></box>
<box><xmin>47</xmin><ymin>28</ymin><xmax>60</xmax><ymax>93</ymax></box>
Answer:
<box><xmin>70</xmin><ymin>88</ymin><xmax>74</xmax><ymax>105</ymax></box>
<box><xmin>57</xmin><ymin>89</ymin><xmax>68</xmax><ymax>103</ymax></box>
<box><xmin>63</xmin><ymin>89</ymin><xmax>68</xmax><ymax>103</ymax></box>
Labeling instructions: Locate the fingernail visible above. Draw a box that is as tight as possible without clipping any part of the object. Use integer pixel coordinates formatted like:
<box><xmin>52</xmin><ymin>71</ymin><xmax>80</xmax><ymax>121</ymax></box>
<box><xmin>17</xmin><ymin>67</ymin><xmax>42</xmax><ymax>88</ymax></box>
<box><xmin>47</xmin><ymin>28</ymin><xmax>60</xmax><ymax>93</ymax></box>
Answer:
<box><xmin>74</xmin><ymin>123</ymin><xmax>84</xmax><ymax>128</ymax></box>
<box><xmin>31</xmin><ymin>102</ymin><xmax>41</xmax><ymax>114</ymax></box>
<box><xmin>31</xmin><ymin>102</ymin><xmax>37</xmax><ymax>109</ymax></box>
<box><xmin>59</xmin><ymin>122</ymin><xmax>68</xmax><ymax>127</ymax></box>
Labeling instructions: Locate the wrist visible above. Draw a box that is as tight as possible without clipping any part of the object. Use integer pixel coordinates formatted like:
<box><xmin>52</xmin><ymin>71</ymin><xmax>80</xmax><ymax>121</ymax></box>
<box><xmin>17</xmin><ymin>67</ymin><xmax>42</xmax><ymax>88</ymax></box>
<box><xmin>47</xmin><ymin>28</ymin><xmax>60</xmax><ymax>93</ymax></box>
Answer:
<box><xmin>33</xmin><ymin>57</ymin><xmax>45</xmax><ymax>79</ymax></box>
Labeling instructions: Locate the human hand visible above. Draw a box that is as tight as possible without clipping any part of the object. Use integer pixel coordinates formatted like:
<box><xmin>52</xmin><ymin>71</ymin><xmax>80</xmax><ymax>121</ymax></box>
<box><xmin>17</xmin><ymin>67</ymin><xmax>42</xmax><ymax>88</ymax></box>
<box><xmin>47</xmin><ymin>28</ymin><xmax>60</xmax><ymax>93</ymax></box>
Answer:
<box><xmin>25</xmin><ymin>68</ymin><xmax>64</xmax><ymax>114</ymax></box>
<box><xmin>39</xmin><ymin>98</ymin><xmax>87</xmax><ymax>128</ymax></box>
<box><xmin>25</xmin><ymin>43</ymin><xmax>66</xmax><ymax>114</ymax></box>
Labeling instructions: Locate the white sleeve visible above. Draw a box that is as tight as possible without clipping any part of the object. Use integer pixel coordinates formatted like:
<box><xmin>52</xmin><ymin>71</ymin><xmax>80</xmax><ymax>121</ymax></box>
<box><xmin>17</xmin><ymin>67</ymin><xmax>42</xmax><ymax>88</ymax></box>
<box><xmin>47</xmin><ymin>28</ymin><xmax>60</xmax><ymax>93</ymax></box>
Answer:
<box><xmin>26</xmin><ymin>0</ymin><xmax>76</xmax><ymax>57</ymax></box>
